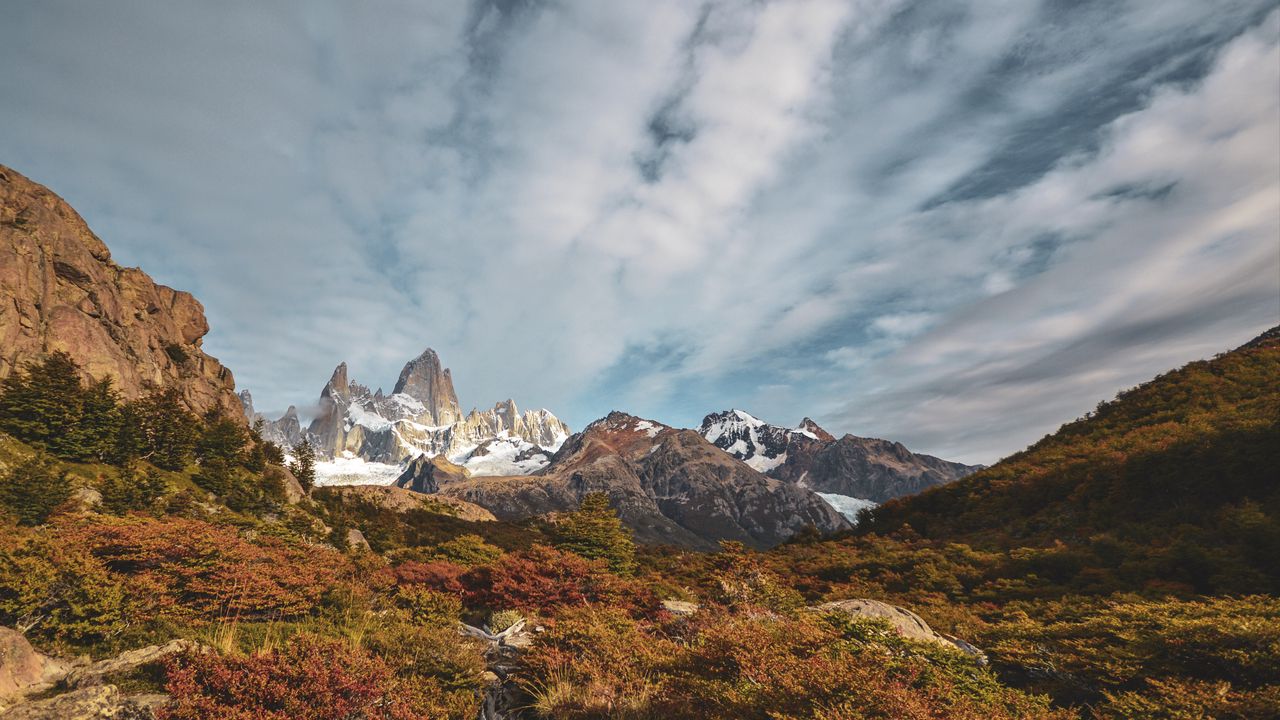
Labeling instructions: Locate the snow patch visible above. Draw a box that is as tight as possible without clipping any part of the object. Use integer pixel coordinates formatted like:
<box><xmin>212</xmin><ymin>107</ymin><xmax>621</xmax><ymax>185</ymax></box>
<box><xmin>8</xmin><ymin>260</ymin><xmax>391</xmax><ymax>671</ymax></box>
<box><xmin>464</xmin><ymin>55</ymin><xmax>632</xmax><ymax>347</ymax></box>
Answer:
<box><xmin>314</xmin><ymin>453</ymin><xmax>404</xmax><ymax>486</ymax></box>
<box><xmin>816</xmin><ymin>493</ymin><xmax>877</xmax><ymax>524</ymax></box>
<box><xmin>745</xmin><ymin>451</ymin><xmax>787</xmax><ymax>474</ymax></box>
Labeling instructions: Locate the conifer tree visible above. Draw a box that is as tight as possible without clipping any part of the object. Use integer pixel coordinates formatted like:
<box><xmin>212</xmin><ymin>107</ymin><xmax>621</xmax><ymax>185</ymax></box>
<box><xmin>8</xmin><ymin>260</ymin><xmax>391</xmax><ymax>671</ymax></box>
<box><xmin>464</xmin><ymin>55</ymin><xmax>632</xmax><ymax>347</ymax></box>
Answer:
<box><xmin>197</xmin><ymin>410</ymin><xmax>248</xmax><ymax>467</ymax></box>
<box><xmin>76</xmin><ymin>377</ymin><xmax>123</xmax><ymax>462</ymax></box>
<box><xmin>290</xmin><ymin>438</ymin><xmax>317</xmax><ymax>495</ymax></box>
<box><xmin>100</xmin><ymin>462</ymin><xmax>167</xmax><ymax>515</ymax></box>
<box><xmin>554</xmin><ymin>492</ymin><xmax>637</xmax><ymax>575</ymax></box>
<box><xmin>0</xmin><ymin>352</ymin><xmax>87</xmax><ymax>459</ymax></box>
<box><xmin>126</xmin><ymin>389</ymin><xmax>199</xmax><ymax>471</ymax></box>
<box><xmin>0</xmin><ymin>452</ymin><xmax>72</xmax><ymax>525</ymax></box>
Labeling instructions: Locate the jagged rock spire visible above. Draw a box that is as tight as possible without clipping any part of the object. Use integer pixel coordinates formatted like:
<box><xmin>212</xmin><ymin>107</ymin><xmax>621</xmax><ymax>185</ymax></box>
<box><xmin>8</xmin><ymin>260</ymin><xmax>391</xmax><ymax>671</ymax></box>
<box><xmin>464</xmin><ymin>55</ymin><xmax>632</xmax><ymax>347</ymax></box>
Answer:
<box><xmin>391</xmin><ymin>349</ymin><xmax>461</xmax><ymax>425</ymax></box>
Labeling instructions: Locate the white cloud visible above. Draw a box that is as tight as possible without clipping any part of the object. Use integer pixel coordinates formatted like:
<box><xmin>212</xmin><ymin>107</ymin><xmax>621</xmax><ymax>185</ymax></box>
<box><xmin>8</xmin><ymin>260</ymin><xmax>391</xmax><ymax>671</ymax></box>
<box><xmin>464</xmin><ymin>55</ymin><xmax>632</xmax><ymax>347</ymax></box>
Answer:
<box><xmin>0</xmin><ymin>1</ymin><xmax>1274</xmax><ymax>462</ymax></box>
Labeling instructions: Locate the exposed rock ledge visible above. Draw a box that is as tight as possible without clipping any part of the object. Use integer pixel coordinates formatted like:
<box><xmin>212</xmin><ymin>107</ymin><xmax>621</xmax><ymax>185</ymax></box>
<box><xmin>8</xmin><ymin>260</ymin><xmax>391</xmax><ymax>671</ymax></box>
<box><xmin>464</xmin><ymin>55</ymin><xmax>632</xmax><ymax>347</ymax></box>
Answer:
<box><xmin>0</xmin><ymin>626</ymin><xmax>196</xmax><ymax>719</ymax></box>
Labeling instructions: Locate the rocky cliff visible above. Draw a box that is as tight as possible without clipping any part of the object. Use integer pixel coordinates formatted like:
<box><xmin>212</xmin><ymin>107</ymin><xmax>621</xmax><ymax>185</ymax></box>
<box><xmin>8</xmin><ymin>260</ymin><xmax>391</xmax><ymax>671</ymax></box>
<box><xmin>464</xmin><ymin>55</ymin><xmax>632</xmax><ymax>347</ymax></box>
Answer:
<box><xmin>0</xmin><ymin>164</ymin><xmax>240</xmax><ymax>418</ymax></box>
<box><xmin>437</xmin><ymin>411</ymin><xmax>849</xmax><ymax>550</ymax></box>
<box><xmin>701</xmin><ymin>409</ymin><xmax>978</xmax><ymax>504</ymax></box>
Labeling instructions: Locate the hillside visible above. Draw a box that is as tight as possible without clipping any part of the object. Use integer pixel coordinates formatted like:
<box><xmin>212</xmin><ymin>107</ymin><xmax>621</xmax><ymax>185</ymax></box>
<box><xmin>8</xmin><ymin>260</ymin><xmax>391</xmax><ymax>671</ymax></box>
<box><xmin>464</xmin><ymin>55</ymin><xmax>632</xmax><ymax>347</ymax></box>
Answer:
<box><xmin>865</xmin><ymin>326</ymin><xmax>1280</xmax><ymax>593</ymax></box>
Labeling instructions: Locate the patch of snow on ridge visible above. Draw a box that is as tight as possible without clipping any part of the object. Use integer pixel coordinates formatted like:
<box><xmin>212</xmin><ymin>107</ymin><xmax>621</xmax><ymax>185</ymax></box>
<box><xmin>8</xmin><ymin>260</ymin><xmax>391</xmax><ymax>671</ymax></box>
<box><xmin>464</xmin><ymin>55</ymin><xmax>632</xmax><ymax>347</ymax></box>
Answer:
<box><xmin>816</xmin><ymin>493</ymin><xmax>877</xmax><ymax>524</ymax></box>
<box><xmin>634</xmin><ymin>420</ymin><xmax>660</xmax><ymax>438</ymax></box>
<box><xmin>745</xmin><ymin>451</ymin><xmax>787</xmax><ymax>474</ymax></box>
<box><xmin>462</xmin><ymin>437</ymin><xmax>551</xmax><ymax>477</ymax></box>
<box><xmin>315</xmin><ymin>453</ymin><xmax>404</xmax><ymax>486</ymax></box>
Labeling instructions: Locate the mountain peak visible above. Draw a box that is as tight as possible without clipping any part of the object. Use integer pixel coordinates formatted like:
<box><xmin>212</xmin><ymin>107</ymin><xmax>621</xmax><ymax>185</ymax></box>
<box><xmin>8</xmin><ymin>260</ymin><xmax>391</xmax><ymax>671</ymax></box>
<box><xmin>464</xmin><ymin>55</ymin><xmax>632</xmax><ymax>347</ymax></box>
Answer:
<box><xmin>797</xmin><ymin>417</ymin><xmax>835</xmax><ymax>443</ymax></box>
<box><xmin>391</xmin><ymin>348</ymin><xmax>460</xmax><ymax>425</ymax></box>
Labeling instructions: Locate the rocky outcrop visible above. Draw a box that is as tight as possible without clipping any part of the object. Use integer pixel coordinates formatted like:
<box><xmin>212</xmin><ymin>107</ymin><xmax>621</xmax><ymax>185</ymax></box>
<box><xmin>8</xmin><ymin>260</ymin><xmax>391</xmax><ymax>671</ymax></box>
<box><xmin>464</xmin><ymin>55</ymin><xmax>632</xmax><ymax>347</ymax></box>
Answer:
<box><xmin>700</xmin><ymin>410</ymin><xmax>979</xmax><ymax>503</ymax></box>
<box><xmin>0</xmin><ymin>164</ymin><xmax>241</xmax><ymax>419</ymax></box>
<box><xmin>0</xmin><ymin>628</ymin><xmax>67</xmax><ymax>703</ymax></box>
<box><xmin>809</xmin><ymin>599</ymin><xmax>985</xmax><ymax>661</ymax></box>
<box><xmin>393</xmin><ymin>454</ymin><xmax>470</xmax><ymax>494</ymax></box>
<box><xmin>319</xmin><ymin>484</ymin><xmax>496</xmax><ymax>522</ymax></box>
<box><xmin>0</xmin><ymin>626</ymin><xmax>193</xmax><ymax>718</ymax></box>
<box><xmin>438</xmin><ymin>412</ymin><xmax>849</xmax><ymax>550</ymax></box>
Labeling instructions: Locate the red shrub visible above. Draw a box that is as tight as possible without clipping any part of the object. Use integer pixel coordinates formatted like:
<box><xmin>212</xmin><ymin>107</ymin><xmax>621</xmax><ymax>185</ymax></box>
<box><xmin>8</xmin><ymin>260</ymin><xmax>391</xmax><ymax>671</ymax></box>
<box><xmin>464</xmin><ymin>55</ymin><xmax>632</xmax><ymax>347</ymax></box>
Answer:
<box><xmin>53</xmin><ymin>515</ymin><xmax>351</xmax><ymax>621</ymax></box>
<box><xmin>158</xmin><ymin>633</ymin><xmax>433</xmax><ymax>720</ymax></box>
<box><xmin>465</xmin><ymin>544</ymin><xmax>660</xmax><ymax>616</ymax></box>
<box><xmin>394</xmin><ymin>559</ymin><xmax>468</xmax><ymax>595</ymax></box>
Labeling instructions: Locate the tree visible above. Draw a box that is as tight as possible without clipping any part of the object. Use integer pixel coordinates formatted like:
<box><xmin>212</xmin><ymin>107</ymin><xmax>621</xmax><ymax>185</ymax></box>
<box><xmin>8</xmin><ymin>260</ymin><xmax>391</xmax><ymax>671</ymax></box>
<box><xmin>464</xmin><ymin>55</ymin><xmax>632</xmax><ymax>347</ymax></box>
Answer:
<box><xmin>100</xmin><ymin>462</ymin><xmax>167</xmax><ymax>515</ymax></box>
<box><xmin>75</xmin><ymin>377</ymin><xmax>123</xmax><ymax>462</ymax></box>
<box><xmin>122</xmin><ymin>389</ymin><xmax>199</xmax><ymax>471</ymax></box>
<box><xmin>197</xmin><ymin>409</ymin><xmax>248</xmax><ymax>466</ymax></box>
<box><xmin>290</xmin><ymin>438</ymin><xmax>317</xmax><ymax>495</ymax></box>
<box><xmin>0</xmin><ymin>352</ymin><xmax>89</xmax><ymax>459</ymax></box>
<box><xmin>0</xmin><ymin>452</ymin><xmax>72</xmax><ymax>526</ymax></box>
<box><xmin>553</xmin><ymin>493</ymin><xmax>637</xmax><ymax>575</ymax></box>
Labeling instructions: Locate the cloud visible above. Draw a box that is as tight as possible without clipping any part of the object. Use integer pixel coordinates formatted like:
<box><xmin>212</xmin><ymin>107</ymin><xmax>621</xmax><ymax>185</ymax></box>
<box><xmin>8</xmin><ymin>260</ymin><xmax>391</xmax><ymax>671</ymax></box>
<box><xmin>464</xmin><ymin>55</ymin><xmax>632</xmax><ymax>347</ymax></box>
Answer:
<box><xmin>0</xmin><ymin>1</ymin><xmax>1275</xmax><ymax>463</ymax></box>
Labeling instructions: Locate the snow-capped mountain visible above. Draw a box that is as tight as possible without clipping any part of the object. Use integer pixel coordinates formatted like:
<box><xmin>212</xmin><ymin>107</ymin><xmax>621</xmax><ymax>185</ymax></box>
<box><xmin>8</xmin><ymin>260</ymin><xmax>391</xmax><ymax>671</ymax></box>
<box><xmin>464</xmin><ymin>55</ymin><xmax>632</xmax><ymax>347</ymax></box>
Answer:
<box><xmin>699</xmin><ymin>409</ymin><xmax>980</xmax><ymax>507</ymax></box>
<box><xmin>244</xmin><ymin>348</ymin><xmax>570</xmax><ymax>480</ymax></box>
<box><xmin>700</xmin><ymin>409</ymin><xmax>830</xmax><ymax>473</ymax></box>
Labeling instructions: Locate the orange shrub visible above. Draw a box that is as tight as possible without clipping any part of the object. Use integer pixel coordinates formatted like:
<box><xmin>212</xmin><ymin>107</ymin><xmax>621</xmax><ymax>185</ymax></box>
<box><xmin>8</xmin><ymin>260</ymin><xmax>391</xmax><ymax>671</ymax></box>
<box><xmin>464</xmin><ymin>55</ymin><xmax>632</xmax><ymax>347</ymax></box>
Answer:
<box><xmin>53</xmin><ymin>515</ymin><xmax>351</xmax><ymax>621</ymax></box>
<box><xmin>159</xmin><ymin>633</ymin><xmax>459</xmax><ymax>720</ymax></box>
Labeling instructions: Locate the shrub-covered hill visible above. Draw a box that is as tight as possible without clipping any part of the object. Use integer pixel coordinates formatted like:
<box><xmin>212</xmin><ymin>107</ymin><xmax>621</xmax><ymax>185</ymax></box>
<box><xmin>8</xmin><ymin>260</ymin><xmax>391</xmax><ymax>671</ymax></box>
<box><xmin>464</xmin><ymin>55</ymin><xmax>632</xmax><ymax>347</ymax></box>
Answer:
<box><xmin>864</xmin><ymin>326</ymin><xmax>1280</xmax><ymax>594</ymax></box>
<box><xmin>1</xmin><ymin>340</ymin><xmax>1277</xmax><ymax>719</ymax></box>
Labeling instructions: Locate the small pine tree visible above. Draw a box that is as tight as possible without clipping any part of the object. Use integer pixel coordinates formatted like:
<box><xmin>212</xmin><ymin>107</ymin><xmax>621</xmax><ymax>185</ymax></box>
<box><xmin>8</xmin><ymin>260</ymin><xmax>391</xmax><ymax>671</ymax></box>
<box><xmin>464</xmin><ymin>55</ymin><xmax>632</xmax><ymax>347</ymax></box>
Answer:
<box><xmin>197</xmin><ymin>410</ymin><xmax>248</xmax><ymax>467</ymax></box>
<box><xmin>243</xmin><ymin>419</ymin><xmax>268</xmax><ymax>472</ymax></box>
<box><xmin>0</xmin><ymin>352</ymin><xmax>88</xmax><ymax>459</ymax></box>
<box><xmin>100</xmin><ymin>462</ymin><xmax>167</xmax><ymax>515</ymax></box>
<box><xmin>0</xmin><ymin>452</ymin><xmax>72</xmax><ymax>525</ymax></box>
<box><xmin>290</xmin><ymin>438</ymin><xmax>316</xmax><ymax>495</ymax></box>
<box><xmin>76</xmin><ymin>377</ymin><xmax>123</xmax><ymax>462</ymax></box>
<box><xmin>125</xmin><ymin>389</ymin><xmax>199</xmax><ymax>471</ymax></box>
<box><xmin>554</xmin><ymin>492</ymin><xmax>637</xmax><ymax>575</ymax></box>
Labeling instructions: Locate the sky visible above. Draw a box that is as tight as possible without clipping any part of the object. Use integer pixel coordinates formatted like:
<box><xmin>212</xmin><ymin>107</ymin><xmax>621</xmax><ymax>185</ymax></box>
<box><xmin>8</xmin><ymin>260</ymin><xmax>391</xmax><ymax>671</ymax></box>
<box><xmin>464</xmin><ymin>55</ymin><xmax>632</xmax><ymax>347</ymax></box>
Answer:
<box><xmin>1</xmin><ymin>1</ymin><xmax>1277</xmax><ymax>465</ymax></box>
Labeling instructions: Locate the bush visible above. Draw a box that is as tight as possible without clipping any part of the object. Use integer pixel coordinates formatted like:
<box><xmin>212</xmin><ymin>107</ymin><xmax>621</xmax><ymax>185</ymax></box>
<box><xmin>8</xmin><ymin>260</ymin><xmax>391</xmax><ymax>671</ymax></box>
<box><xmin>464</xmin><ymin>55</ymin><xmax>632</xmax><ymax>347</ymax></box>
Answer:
<box><xmin>0</xmin><ymin>529</ymin><xmax>128</xmax><ymax>646</ymax></box>
<box><xmin>467</xmin><ymin>544</ymin><xmax>659</xmax><ymax>617</ymax></box>
<box><xmin>159</xmin><ymin>633</ymin><xmax>463</xmax><ymax>720</ymax></box>
<box><xmin>55</xmin><ymin>514</ymin><xmax>350</xmax><ymax>622</ymax></box>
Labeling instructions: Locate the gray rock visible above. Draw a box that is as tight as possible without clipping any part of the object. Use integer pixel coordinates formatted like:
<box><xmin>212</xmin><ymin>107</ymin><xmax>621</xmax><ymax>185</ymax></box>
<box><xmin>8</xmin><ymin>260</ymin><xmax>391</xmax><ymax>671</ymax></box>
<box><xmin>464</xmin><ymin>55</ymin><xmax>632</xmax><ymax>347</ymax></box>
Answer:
<box><xmin>809</xmin><ymin>599</ymin><xmax>986</xmax><ymax>661</ymax></box>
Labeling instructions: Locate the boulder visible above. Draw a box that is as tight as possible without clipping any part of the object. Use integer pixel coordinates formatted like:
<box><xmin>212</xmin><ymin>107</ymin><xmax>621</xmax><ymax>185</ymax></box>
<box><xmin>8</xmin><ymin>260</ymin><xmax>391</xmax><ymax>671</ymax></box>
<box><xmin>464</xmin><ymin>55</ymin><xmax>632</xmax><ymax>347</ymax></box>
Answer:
<box><xmin>809</xmin><ymin>599</ymin><xmax>985</xmax><ymax>661</ymax></box>
<box><xmin>0</xmin><ymin>628</ymin><xmax>68</xmax><ymax>703</ymax></box>
<box><xmin>0</xmin><ymin>685</ymin><xmax>124</xmax><ymax>720</ymax></box>
<box><xmin>63</xmin><ymin>639</ymin><xmax>195</xmax><ymax>689</ymax></box>
<box><xmin>345</xmin><ymin>528</ymin><xmax>371</xmax><ymax>552</ymax></box>
<box><xmin>661</xmin><ymin>600</ymin><xmax>700</xmax><ymax>616</ymax></box>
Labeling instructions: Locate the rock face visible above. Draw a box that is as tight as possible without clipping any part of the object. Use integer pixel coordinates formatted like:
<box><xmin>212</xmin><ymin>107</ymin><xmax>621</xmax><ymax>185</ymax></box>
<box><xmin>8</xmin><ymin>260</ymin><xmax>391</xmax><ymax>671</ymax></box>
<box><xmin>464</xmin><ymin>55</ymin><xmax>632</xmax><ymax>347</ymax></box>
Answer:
<box><xmin>438</xmin><ymin>412</ymin><xmax>849</xmax><ymax>550</ymax></box>
<box><xmin>299</xmin><ymin>351</ymin><xmax>569</xmax><ymax>468</ymax></box>
<box><xmin>700</xmin><ymin>410</ymin><xmax>979</xmax><ymax>504</ymax></box>
<box><xmin>0</xmin><ymin>164</ymin><xmax>241</xmax><ymax>419</ymax></box>
<box><xmin>0</xmin><ymin>626</ymin><xmax>192</xmax><ymax>718</ymax></box>
<box><xmin>394</xmin><ymin>454</ymin><xmax>470</xmax><ymax>494</ymax></box>
<box><xmin>391</xmin><ymin>349</ymin><xmax>461</xmax><ymax>425</ymax></box>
